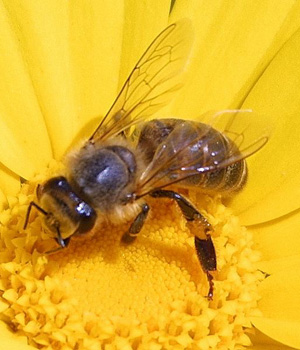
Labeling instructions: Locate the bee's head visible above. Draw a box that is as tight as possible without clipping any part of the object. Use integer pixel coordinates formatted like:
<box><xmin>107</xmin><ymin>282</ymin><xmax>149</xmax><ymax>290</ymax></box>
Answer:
<box><xmin>35</xmin><ymin>176</ymin><xmax>97</xmax><ymax>247</ymax></box>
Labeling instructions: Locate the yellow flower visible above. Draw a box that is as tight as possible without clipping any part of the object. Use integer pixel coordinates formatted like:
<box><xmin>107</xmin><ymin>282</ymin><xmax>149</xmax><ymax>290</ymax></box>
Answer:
<box><xmin>0</xmin><ymin>1</ymin><xmax>299</xmax><ymax>350</ymax></box>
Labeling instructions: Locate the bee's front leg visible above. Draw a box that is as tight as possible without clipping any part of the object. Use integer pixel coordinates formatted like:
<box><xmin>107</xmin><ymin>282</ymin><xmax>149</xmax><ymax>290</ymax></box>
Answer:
<box><xmin>55</xmin><ymin>229</ymin><xmax>71</xmax><ymax>249</ymax></box>
<box><xmin>121</xmin><ymin>203</ymin><xmax>150</xmax><ymax>244</ymax></box>
<box><xmin>150</xmin><ymin>189</ymin><xmax>216</xmax><ymax>299</ymax></box>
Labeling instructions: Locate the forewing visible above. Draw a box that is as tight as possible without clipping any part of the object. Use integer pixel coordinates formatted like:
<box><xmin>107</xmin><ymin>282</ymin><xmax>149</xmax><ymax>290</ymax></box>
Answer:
<box><xmin>89</xmin><ymin>19</ymin><xmax>194</xmax><ymax>142</ymax></box>
<box><xmin>136</xmin><ymin>111</ymin><xmax>269</xmax><ymax>197</ymax></box>
<box><xmin>203</xmin><ymin>109</ymin><xmax>270</xmax><ymax>152</ymax></box>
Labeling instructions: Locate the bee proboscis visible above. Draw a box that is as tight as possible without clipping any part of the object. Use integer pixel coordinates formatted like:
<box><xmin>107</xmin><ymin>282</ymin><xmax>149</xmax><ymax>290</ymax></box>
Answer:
<box><xmin>24</xmin><ymin>20</ymin><xmax>268</xmax><ymax>299</ymax></box>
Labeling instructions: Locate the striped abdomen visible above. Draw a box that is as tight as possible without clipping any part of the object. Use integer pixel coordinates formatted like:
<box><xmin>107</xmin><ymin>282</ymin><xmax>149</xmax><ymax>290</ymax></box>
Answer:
<box><xmin>137</xmin><ymin>118</ymin><xmax>247</xmax><ymax>195</ymax></box>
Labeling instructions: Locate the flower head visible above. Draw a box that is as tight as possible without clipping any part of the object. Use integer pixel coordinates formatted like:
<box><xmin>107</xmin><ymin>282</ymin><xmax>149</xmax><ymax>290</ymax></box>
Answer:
<box><xmin>0</xmin><ymin>1</ymin><xmax>300</xmax><ymax>350</ymax></box>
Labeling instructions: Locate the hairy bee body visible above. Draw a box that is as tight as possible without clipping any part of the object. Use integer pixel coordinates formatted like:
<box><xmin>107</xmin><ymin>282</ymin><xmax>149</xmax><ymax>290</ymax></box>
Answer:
<box><xmin>67</xmin><ymin>140</ymin><xmax>139</xmax><ymax>212</ymax></box>
<box><xmin>62</xmin><ymin>118</ymin><xmax>246</xmax><ymax>228</ymax></box>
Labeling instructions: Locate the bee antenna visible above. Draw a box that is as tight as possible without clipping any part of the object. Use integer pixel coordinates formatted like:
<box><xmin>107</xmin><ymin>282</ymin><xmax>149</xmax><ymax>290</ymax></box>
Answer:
<box><xmin>24</xmin><ymin>201</ymin><xmax>48</xmax><ymax>230</ymax></box>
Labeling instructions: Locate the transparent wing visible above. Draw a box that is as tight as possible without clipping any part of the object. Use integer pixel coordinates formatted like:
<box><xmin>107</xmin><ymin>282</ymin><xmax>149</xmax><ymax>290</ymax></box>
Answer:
<box><xmin>136</xmin><ymin>110</ymin><xmax>269</xmax><ymax>197</ymax></box>
<box><xmin>89</xmin><ymin>19</ymin><xmax>194</xmax><ymax>142</ymax></box>
<box><xmin>200</xmin><ymin>109</ymin><xmax>270</xmax><ymax>151</ymax></box>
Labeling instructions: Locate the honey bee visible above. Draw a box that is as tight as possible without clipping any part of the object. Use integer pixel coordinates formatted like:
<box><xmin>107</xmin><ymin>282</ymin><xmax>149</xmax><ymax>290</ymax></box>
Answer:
<box><xmin>24</xmin><ymin>20</ymin><xmax>268</xmax><ymax>299</ymax></box>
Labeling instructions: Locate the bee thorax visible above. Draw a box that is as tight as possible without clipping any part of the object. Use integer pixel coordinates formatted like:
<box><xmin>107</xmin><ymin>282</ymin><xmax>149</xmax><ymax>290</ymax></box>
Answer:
<box><xmin>69</xmin><ymin>144</ymin><xmax>137</xmax><ymax>211</ymax></box>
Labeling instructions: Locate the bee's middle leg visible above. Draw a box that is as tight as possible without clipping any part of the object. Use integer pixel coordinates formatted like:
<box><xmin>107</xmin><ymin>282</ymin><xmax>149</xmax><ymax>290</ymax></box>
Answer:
<box><xmin>150</xmin><ymin>189</ymin><xmax>216</xmax><ymax>299</ymax></box>
<box><xmin>121</xmin><ymin>203</ymin><xmax>150</xmax><ymax>244</ymax></box>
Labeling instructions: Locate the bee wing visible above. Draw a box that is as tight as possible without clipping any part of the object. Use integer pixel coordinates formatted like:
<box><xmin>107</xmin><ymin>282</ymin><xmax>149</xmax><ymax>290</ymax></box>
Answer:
<box><xmin>89</xmin><ymin>20</ymin><xmax>194</xmax><ymax>143</ymax></box>
<box><xmin>202</xmin><ymin>109</ymin><xmax>270</xmax><ymax>151</ymax></box>
<box><xmin>136</xmin><ymin>110</ymin><xmax>269</xmax><ymax>197</ymax></box>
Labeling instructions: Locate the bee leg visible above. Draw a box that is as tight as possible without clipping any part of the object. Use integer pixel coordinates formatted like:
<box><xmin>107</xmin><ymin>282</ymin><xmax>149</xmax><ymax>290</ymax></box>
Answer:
<box><xmin>43</xmin><ymin>231</ymin><xmax>70</xmax><ymax>255</ymax></box>
<box><xmin>44</xmin><ymin>228</ymin><xmax>71</xmax><ymax>254</ymax></box>
<box><xmin>55</xmin><ymin>227</ymin><xmax>71</xmax><ymax>249</ymax></box>
<box><xmin>194</xmin><ymin>236</ymin><xmax>215</xmax><ymax>300</ymax></box>
<box><xmin>121</xmin><ymin>203</ymin><xmax>150</xmax><ymax>244</ymax></box>
<box><xmin>150</xmin><ymin>189</ymin><xmax>216</xmax><ymax>299</ymax></box>
<box><xmin>45</xmin><ymin>240</ymin><xmax>70</xmax><ymax>255</ymax></box>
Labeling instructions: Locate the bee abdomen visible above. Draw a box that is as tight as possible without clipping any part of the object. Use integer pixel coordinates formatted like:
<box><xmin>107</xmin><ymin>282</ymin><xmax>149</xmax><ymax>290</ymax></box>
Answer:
<box><xmin>200</xmin><ymin>158</ymin><xmax>247</xmax><ymax>194</ymax></box>
<box><xmin>180</xmin><ymin>130</ymin><xmax>248</xmax><ymax>194</ymax></box>
<box><xmin>137</xmin><ymin>118</ymin><xmax>248</xmax><ymax>195</ymax></box>
<box><xmin>137</xmin><ymin>119</ymin><xmax>179</xmax><ymax>163</ymax></box>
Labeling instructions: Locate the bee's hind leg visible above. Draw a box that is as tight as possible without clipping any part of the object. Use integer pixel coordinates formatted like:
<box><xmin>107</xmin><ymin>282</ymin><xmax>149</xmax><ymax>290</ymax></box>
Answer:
<box><xmin>150</xmin><ymin>189</ymin><xmax>216</xmax><ymax>299</ymax></box>
<box><xmin>194</xmin><ymin>236</ymin><xmax>216</xmax><ymax>300</ymax></box>
<box><xmin>121</xmin><ymin>203</ymin><xmax>150</xmax><ymax>244</ymax></box>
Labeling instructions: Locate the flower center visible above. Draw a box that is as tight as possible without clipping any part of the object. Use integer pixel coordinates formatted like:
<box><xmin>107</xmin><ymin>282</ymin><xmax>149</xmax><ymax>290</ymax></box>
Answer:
<box><xmin>0</xmin><ymin>170</ymin><xmax>262</xmax><ymax>349</ymax></box>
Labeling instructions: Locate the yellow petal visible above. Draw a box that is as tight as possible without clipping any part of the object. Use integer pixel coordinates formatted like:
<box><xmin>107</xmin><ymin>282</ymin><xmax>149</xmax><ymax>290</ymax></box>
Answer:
<box><xmin>0</xmin><ymin>2</ymin><xmax>52</xmax><ymax>179</ymax></box>
<box><xmin>2</xmin><ymin>1</ymin><xmax>125</xmax><ymax>159</ymax></box>
<box><xmin>257</xmin><ymin>255</ymin><xmax>300</xmax><ymax>279</ymax></box>
<box><xmin>68</xmin><ymin>0</ymin><xmax>125</xmax><ymax>144</ymax></box>
<box><xmin>250</xmin><ymin>342</ymin><xmax>298</xmax><ymax>350</ymax></box>
<box><xmin>118</xmin><ymin>0</ymin><xmax>171</xmax><ymax>87</ymax></box>
<box><xmin>0</xmin><ymin>188</ymin><xmax>6</xmax><ymax>210</ymax></box>
<box><xmin>250</xmin><ymin>209</ymin><xmax>300</xmax><ymax>263</ymax></box>
<box><xmin>251</xmin><ymin>269</ymin><xmax>300</xmax><ymax>349</ymax></box>
<box><xmin>250</xmin><ymin>329</ymin><xmax>299</xmax><ymax>350</ymax></box>
<box><xmin>0</xmin><ymin>164</ymin><xmax>20</xmax><ymax>202</ymax></box>
<box><xmin>0</xmin><ymin>321</ymin><xmax>36</xmax><ymax>350</ymax></box>
<box><xmin>229</xmin><ymin>27</ymin><xmax>300</xmax><ymax>224</ymax></box>
<box><xmin>169</xmin><ymin>0</ymin><xmax>298</xmax><ymax>117</ymax></box>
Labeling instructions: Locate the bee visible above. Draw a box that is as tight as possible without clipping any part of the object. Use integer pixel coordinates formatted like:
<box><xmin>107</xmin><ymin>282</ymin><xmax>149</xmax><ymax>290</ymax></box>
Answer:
<box><xmin>24</xmin><ymin>20</ymin><xmax>268</xmax><ymax>299</ymax></box>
